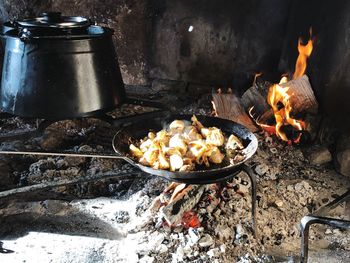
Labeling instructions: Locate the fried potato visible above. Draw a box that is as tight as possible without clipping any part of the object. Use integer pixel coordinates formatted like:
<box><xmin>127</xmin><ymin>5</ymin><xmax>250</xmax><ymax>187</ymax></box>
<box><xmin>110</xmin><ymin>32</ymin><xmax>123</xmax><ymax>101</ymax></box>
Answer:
<box><xmin>169</xmin><ymin>154</ymin><xmax>184</xmax><ymax>171</ymax></box>
<box><xmin>169</xmin><ymin>120</ymin><xmax>185</xmax><ymax>133</ymax></box>
<box><xmin>164</xmin><ymin>147</ymin><xmax>182</xmax><ymax>157</ymax></box>
<box><xmin>207</xmin><ymin>146</ymin><xmax>225</xmax><ymax>164</ymax></box>
<box><xmin>143</xmin><ymin>148</ymin><xmax>159</xmax><ymax>166</ymax></box>
<box><xmin>179</xmin><ymin>164</ymin><xmax>195</xmax><ymax>171</ymax></box>
<box><xmin>129</xmin><ymin>144</ymin><xmax>143</xmax><ymax>159</ymax></box>
<box><xmin>188</xmin><ymin>140</ymin><xmax>208</xmax><ymax>164</ymax></box>
<box><xmin>169</xmin><ymin>134</ymin><xmax>187</xmax><ymax>155</ymax></box>
<box><xmin>139</xmin><ymin>139</ymin><xmax>153</xmax><ymax>152</ymax></box>
<box><xmin>191</xmin><ymin>115</ymin><xmax>204</xmax><ymax>130</ymax></box>
<box><xmin>129</xmin><ymin>115</ymin><xmax>245</xmax><ymax>172</ymax></box>
<box><xmin>148</xmin><ymin>132</ymin><xmax>156</xmax><ymax>139</ymax></box>
<box><xmin>183</xmin><ymin>125</ymin><xmax>202</xmax><ymax>141</ymax></box>
<box><xmin>158</xmin><ymin>150</ymin><xmax>170</xmax><ymax>169</ymax></box>
<box><xmin>202</xmin><ymin>127</ymin><xmax>225</xmax><ymax>146</ymax></box>
<box><xmin>227</xmin><ymin>134</ymin><xmax>244</xmax><ymax>150</ymax></box>
<box><xmin>156</xmin><ymin>130</ymin><xmax>170</xmax><ymax>144</ymax></box>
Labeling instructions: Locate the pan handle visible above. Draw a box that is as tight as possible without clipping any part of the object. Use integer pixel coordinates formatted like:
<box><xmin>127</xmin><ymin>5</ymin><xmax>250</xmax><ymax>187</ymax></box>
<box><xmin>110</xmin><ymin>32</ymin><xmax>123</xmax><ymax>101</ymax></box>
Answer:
<box><xmin>0</xmin><ymin>150</ymin><xmax>129</xmax><ymax>161</ymax></box>
<box><xmin>111</xmin><ymin>130</ymin><xmax>135</xmax><ymax>164</ymax></box>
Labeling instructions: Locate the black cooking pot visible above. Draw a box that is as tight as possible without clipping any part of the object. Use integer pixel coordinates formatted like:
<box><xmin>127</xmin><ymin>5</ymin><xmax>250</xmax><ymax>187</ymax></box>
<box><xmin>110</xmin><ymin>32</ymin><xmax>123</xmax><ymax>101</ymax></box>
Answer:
<box><xmin>0</xmin><ymin>12</ymin><xmax>125</xmax><ymax>119</ymax></box>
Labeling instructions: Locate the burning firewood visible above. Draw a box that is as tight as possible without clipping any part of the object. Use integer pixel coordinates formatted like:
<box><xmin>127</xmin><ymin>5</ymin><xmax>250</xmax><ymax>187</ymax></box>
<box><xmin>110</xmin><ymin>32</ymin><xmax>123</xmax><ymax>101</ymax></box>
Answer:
<box><xmin>212</xmin><ymin>89</ymin><xmax>258</xmax><ymax>132</ymax></box>
<box><xmin>243</xmin><ymin>75</ymin><xmax>317</xmax><ymax>118</ymax></box>
<box><xmin>280</xmin><ymin>75</ymin><xmax>318</xmax><ymax>114</ymax></box>
<box><xmin>160</xmin><ymin>184</ymin><xmax>208</xmax><ymax>226</ymax></box>
<box><xmin>148</xmin><ymin>182</ymin><xmax>209</xmax><ymax>227</ymax></box>
<box><xmin>245</xmin><ymin>29</ymin><xmax>318</xmax><ymax>144</ymax></box>
<box><xmin>245</xmin><ymin>75</ymin><xmax>317</xmax><ymax>143</ymax></box>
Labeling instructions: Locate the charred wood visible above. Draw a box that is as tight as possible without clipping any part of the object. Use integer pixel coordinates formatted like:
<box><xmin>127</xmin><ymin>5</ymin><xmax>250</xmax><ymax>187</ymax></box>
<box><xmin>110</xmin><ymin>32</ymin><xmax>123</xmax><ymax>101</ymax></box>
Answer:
<box><xmin>241</xmin><ymin>78</ymin><xmax>272</xmax><ymax>116</ymax></box>
<box><xmin>160</xmin><ymin>184</ymin><xmax>208</xmax><ymax>226</ymax></box>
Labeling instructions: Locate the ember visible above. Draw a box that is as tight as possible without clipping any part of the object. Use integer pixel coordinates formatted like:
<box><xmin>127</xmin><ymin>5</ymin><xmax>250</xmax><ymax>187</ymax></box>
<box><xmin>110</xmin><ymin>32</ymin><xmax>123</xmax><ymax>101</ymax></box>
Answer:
<box><xmin>181</xmin><ymin>211</ymin><xmax>201</xmax><ymax>228</ymax></box>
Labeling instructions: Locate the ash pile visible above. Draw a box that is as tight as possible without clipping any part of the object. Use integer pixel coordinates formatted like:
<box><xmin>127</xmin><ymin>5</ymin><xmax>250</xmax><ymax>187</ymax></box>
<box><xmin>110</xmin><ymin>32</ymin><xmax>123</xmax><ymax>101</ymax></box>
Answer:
<box><xmin>0</xmin><ymin>103</ymin><xmax>350</xmax><ymax>263</ymax></box>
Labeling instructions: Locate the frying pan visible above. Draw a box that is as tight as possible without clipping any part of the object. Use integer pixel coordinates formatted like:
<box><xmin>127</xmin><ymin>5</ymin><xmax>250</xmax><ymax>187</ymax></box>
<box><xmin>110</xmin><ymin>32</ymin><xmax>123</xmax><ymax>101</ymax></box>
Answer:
<box><xmin>0</xmin><ymin>113</ymin><xmax>258</xmax><ymax>184</ymax></box>
<box><xmin>112</xmin><ymin>113</ymin><xmax>258</xmax><ymax>184</ymax></box>
<box><xmin>0</xmin><ymin>113</ymin><xmax>258</xmax><ymax>234</ymax></box>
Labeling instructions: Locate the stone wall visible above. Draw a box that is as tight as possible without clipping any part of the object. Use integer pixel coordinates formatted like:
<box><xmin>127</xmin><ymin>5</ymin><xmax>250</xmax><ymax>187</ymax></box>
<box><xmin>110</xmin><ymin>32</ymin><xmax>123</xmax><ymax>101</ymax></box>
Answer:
<box><xmin>149</xmin><ymin>0</ymin><xmax>291</xmax><ymax>90</ymax></box>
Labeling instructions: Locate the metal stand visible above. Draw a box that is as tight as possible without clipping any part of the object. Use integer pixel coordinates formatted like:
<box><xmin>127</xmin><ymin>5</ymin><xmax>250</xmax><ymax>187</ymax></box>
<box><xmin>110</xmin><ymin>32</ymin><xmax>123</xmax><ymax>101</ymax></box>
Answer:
<box><xmin>300</xmin><ymin>189</ymin><xmax>350</xmax><ymax>263</ymax></box>
<box><xmin>0</xmin><ymin>241</ymin><xmax>14</xmax><ymax>254</ymax></box>
<box><xmin>242</xmin><ymin>164</ymin><xmax>257</xmax><ymax>237</ymax></box>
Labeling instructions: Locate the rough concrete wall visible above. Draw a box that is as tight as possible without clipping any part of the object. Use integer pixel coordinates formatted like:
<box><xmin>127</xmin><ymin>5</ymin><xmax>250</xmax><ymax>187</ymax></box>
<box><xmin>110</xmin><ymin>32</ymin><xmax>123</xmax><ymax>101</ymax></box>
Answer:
<box><xmin>0</xmin><ymin>0</ymin><xmax>291</xmax><ymax>92</ymax></box>
<box><xmin>0</xmin><ymin>0</ymin><xmax>150</xmax><ymax>86</ymax></box>
<box><xmin>279</xmin><ymin>0</ymin><xmax>350</xmax><ymax>131</ymax></box>
<box><xmin>149</xmin><ymin>0</ymin><xmax>291</xmax><ymax>90</ymax></box>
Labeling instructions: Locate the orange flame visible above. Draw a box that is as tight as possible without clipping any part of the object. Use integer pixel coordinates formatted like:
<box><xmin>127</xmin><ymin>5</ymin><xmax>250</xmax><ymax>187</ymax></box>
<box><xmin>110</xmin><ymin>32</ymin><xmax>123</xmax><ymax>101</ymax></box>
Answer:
<box><xmin>267</xmin><ymin>82</ymin><xmax>305</xmax><ymax>143</ymax></box>
<box><xmin>248</xmin><ymin>106</ymin><xmax>276</xmax><ymax>134</ymax></box>
<box><xmin>293</xmin><ymin>29</ymin><xmax>313</xmax><ymax>79</ymax></box>
<box><xmin>250</xmin><ymin>29</ymin><xmax>313</xmax><ymax>144</ymax></box>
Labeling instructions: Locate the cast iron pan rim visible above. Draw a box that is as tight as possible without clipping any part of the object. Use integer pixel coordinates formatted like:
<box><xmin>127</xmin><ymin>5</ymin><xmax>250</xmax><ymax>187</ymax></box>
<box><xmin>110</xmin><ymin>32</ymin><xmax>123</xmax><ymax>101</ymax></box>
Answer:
<box><xmin>156</xmin><ymin>168</ymin><xmax>243</xmax><ymax>184</ymax></box>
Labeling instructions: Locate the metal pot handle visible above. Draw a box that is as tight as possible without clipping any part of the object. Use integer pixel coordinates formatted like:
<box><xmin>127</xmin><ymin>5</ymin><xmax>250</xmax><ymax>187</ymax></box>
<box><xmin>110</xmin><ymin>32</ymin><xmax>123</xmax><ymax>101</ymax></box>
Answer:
<box><xmin>41</xmin><ymin>12</ymin><xmax>62</xmax><ymax>21</ymax></box>
<box><xmin>19</xmin><ymin>28</ymin><xmax>32</xmax><ymax>42</ymax></box>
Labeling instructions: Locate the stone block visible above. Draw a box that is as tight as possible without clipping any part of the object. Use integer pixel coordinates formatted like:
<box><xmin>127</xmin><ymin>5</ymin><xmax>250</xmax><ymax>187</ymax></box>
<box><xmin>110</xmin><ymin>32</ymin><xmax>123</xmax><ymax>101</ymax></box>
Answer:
<box><xmin>304</xmin><ymin>145</ymin><xmax>332</xmax><ymax>166</ymax></box>
<box><xmin>335</xmin><ymin>135</ymin><xmax>350</xmax><ymax>176</ymax></box>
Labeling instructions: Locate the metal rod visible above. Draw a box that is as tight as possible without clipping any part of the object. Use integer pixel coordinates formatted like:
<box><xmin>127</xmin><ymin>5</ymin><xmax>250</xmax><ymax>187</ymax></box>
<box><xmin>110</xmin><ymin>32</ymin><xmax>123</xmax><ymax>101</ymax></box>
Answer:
<box><xmin>300</xmin><ymin>215</ymin><xmax>350</xmax><ymax>263</ymax></box>
<box><xmin>0</xmin><ymin>129</ymin><xmax>43</xmax><ymax>142</ymax></box>
<box><xmin>0</xmin><ymin>150</ymin><xmax>125</xmax><ymax>160</ymax></box>
<box><xmin>300</xmin><ymin>189</ymin><xmax>350</xmax><ymax>263</ymax></box>
<box><xmin>241</xmin><ymin>164</ymin><xmax>257</xmax><ymax>237</ymax></box>
<box><xmin>0</xmin><ymin>171</ymin><xmax>141</xmax><ymax>200</ymax></box>
<box><xmin>0</xmin><ymin>119</ymin><xmax>54</xmax><ymax>142</ymax></box>
<box><xmin>109</xmin><ymin>110</ymin><xmax>169</xmax><ymax>127</ymax></box>
<box><xmin>313</xmin><ymin>188</ymin><xmax>350</xmax><ymax>216</ymax></box>
<box><xmin>124</xmin><ymin>97</ymin><xmax>169</xmax><ymax>110</ymax></box>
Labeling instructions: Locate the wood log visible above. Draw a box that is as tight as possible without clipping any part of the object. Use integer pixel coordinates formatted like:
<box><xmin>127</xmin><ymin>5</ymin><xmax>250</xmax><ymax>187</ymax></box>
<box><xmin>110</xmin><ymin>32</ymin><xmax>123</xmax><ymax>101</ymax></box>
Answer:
<box><xmin>281</xmin><ymin>75</ymin><xmax>318</xmax><ymax>114</ymax></box>
<box><xmin>242</xmin><ymin>75</ymin><xmax>318</xmax><ymax>116</ymax></box>
<box><xmin>241</xmin><ymin>78</ymin><xmax>272</xmax><ymax>116</ymax></box>
<box><xmin>212</xmin><ymin>91</ymin><xmax>258</xmax><ymax>132</ymax></box>
<box><xmin>160</xmin><ymin>184</ymin><xmax>208</xmax><ymax>226</ymax></box>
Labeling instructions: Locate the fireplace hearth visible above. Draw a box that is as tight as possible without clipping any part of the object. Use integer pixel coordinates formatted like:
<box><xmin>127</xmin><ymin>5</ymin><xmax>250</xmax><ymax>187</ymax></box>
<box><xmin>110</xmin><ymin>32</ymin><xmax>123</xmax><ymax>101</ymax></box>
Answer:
<box><xmin>0</xmin><ymin>100</ymin><xmax>349</xmax><ymax>262</ymax></box>
<box><xmin>1</xmin><ymin>1</ymin><xmax>350</xmax><ymax>263</ymax></box>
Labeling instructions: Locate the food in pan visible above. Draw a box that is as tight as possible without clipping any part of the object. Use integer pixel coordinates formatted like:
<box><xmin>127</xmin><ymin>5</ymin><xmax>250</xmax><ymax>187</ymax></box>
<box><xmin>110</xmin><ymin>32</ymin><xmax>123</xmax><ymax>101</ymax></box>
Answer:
<box><xmin>129</xmin><ymin>115</ymin><xmax>245</xmax><ymax>171</ymax></box>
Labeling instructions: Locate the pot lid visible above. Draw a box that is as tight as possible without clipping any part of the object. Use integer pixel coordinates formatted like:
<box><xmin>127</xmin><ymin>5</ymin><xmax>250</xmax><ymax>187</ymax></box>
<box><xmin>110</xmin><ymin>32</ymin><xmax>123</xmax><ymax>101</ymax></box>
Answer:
<box><xmin>17</xmin><ymin>12</ymin><xmax>91</xmax><ymax>29</ymax></box>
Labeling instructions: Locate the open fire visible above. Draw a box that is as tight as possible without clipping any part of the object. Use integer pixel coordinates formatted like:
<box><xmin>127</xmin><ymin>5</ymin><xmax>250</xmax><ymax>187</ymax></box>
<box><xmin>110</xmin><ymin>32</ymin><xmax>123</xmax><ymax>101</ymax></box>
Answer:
<box><xmin>250</xmin><ymin>30</ymin><xmax>314</xmax><ymax>144</ymax></box>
